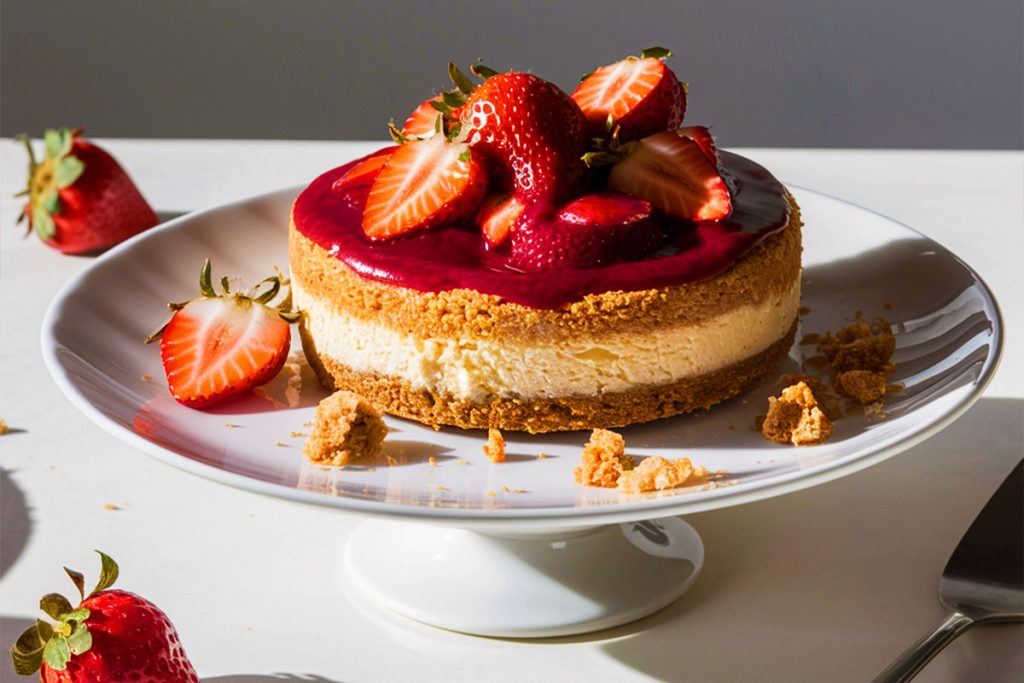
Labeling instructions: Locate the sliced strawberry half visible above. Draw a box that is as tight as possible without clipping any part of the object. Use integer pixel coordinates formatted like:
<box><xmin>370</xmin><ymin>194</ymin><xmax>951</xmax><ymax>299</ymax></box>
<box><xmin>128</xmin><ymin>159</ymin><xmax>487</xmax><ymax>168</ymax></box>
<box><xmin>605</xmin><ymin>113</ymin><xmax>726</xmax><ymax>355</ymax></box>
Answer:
<box><xmin>362</xmin><ymin>134</ymin><xmax>488</xmax><ymax>240</ymax></box>
<box><xmin>331</xmin><ymin>146</ymin><xmax>397</xmax><ymax>193</ymax></box>
<box><xmin>476</xmin><ymin>193</ymin><xmax>526</xmax><ymax>247</ymax></box>
<box><xmin>608</xmin><ymin>130</ymin><xmax>732</xmax><ymax>221</ymax></box>
<box><xmin>509</xmin><ymin>191</ymin><xmax>665</xmax><ymax>271</ymax></box>
<box><xmin>571</xmin><ymin>47</ymin><xmax>686</xmax><ymax>142</ymax></box>
<box><xmin>401</xmin><ymin>96</ymin><xmax>444</xmax><ymax>138</ymax></box>
<box><xmin>675</xmin><ymin>125</ymin><xmax>719</xmax><ymax>164</ymax></box>
<box><xmin>146</xmin><ymin>260</ymin><xmax>300</xmax><ymax>409</ymax></box>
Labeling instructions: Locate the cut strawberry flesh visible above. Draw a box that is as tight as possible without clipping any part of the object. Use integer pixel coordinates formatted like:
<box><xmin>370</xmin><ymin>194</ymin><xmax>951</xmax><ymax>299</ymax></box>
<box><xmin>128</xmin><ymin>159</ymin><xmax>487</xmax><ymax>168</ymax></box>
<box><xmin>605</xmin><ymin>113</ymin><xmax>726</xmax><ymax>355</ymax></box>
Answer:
<box><xmin>571</xmin><ymin>57</ymin><xmax>685</xmax><ymax>140</ymax></box>
<box><xmin>401</xmin><ymin>96</ymin><xmax>443</xmax><ymax>138</ymax></box>
<box><xmin>331</xmin><ymin>146</ymin><xmax>396</xmax><ymax>193</ymax></box>
<box><xmin>608</xmin><ymin>131</ymin><xmax>731</xmax><ymax>221</ymax></box>
<box><xmin>675</xmin><ymin>126</ymin><xmax>719</xmax><ymax>164</ymax></box>
<box><xmin>160</xmin><ymin>297</ymin><xmax>291</xmax><ymax>408</ymax></box>
<box><xmin>476</xmin><ymin>194</ymin><xmax>526</xmax><ymax>247</ymax></box>
<box><xmin>362</xmin><ymin>135</ymin><xmax>488</xmax><ymax>240</ymax></box>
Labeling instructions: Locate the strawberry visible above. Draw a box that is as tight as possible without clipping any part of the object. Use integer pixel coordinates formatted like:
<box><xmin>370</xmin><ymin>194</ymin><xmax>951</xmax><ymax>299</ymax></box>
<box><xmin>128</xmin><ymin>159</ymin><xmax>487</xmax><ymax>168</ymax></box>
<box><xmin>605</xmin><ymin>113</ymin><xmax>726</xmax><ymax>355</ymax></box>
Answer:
<box><xmin>476</xmin><ymin>193</ymin><xmax>526</xmax><ymax>247</ymax></box>
<box><xmin>509</xmin><ymin>191</ymin><xmax>664</xmax><ymax>271</ymax></box>
<box><xmin>146</xmin><ymin>260</ymin><xmax>300</xmax><ymax>409</ymax></box>
<box><xmin>461</xmin><ymin>71</ymin><xmax>589</xmax><ymax>203</ymax></box>
<box><xmin>401</xmin><ymin>96</ymin><xmax>445</xmax><ymax>138</ymax></box>
<box><xmin>675</xmin><ymin>125</ymin><xmax>720</xmax><ymax>164</ymax></box>
<box><xmin>16</xmin><ymin>128</ymin><xmax>158</xmax><ymax>254</ymax></box>
<box><xmin>607</xmin><ymin>130</ymin><xmax>732</xmax><ymax>221</ymax></box>
<box><xmin>362</xmin><ymin>133</ymin><xmax>488</xmax><ymax>240</ymax></box>
<box><xmin>10</xmin><ymin>551</ymin><xmax>199</xmax><ymax>682</ymax></box>
<box><xmin>331</xmin><ymin>146</ymin><xmax>397</xmax><ymax>193</ymax></box>
<box><xmin>571</xmin><ymin>47</ymin><xmax>686</xmax><ymax>142</ymax></box>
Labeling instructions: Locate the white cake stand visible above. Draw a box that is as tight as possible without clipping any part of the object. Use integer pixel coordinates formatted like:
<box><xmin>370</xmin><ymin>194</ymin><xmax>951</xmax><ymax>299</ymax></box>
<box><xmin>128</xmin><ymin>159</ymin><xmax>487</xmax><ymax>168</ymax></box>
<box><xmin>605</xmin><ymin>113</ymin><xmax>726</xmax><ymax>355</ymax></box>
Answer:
<box><xmin>41</xmin><ymin>185</ymin><xmax>1003</xmax><ymax>637</ymax></box>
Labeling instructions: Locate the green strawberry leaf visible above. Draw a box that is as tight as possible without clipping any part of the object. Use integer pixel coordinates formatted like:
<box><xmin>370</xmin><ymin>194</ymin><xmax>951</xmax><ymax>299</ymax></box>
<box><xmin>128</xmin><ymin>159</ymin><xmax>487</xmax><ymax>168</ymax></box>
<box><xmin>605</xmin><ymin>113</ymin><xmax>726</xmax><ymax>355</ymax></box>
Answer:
<box><xmin>42</xmin><ymin>635</ymin><xmax>71</xmax><ymax>671</ymax></box>
<box><xmin>470</xmin><ymin>63</ymin><xmax>498</xmax><ymax>80</ymax></box>
<box><xmin>44</xmin><ymin>129</ymin><xmax>63</xmax><ymax>158</ymax></box>
<box><xmin>42</xmin><ymin>189</ymin><xmax>61</xmax><ymax>215</ymax></box>
<box><xmin>62</xmin><ymin>608</ymin><xmax>90</xmax><ymax>623</ymax></box>
<box><xmin>446</xmin><ymin>121</ymin><xmax>462</xmax><ymax>143</ymax></box>
<box><xmin>54</xmin><ymin>155</ymin><xmax>85</xmax><ymax>188</ymax></box>
<box><xmin>90</xmin><ymin>550</ymin><xmax>120</xmax><ymax>596</ymax></box>
<box><xmin>640</xmin><ymin>46</ymin><xmax>672</xmax><ymax>60</ymax></box>
<box><xmin>66</xmin><ymin>622</ymin><xmax>93</xmax><ymax>655</ymax></box>
<box><xmin>441</xmin><ymin>89</ymin><xmax>466</xmax><ymax>109</ymax></box>
<box><xmin>39</xmin><ymin>593</ymin><xmax>73</xmax><ymax>620</ymax></box>
<box><xmin>458</xmin><ymin>149</ymin><xmax>471</xmax><ymax>163</ymax></box>
<box><xmin>448</xmin><ymin>62</ymin><xmax>476</xmax><ymax>96</ymax></box>
<box><xmin>64</xmin><ymin>567</ymin><xmax>86</xmax><ymax>600</ymax></box>
<box><xmin>198</xmin><ymin>260</ymin><xmax>217</xmax><ymax>298</ymax></box>
<box><xmin>11</xmin><ymin>624</ymin><xmax>46</xmax><ymax>675</ymax></box>
<box><xmin>33</xmin><ymin>207</ymin><xmax>56</xmax><ymax>239</ymax></box>
<box><xmin>429</xmin><ymin>99</ymin><xmax>452</xmax><ymax>115</ymax></box>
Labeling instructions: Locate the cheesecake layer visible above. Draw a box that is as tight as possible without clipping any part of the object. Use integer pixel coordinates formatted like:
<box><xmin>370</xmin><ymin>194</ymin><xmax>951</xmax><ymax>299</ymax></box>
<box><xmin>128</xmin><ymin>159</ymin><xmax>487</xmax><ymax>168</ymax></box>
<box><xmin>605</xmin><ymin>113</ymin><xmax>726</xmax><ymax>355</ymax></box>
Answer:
<box><xmin>293</xmin><ymin>278</ymin><xmax>800</xmax><ymax>404</ymax></box>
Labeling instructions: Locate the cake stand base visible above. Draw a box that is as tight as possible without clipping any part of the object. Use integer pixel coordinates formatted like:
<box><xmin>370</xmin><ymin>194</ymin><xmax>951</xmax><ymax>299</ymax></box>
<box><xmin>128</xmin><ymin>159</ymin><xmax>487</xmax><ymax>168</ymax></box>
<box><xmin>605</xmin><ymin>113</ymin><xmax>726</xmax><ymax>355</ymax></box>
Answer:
<box><xmin>342</xmin><ymin>517</ymin><xmax>704</xmax><ymax>638</ymax></box>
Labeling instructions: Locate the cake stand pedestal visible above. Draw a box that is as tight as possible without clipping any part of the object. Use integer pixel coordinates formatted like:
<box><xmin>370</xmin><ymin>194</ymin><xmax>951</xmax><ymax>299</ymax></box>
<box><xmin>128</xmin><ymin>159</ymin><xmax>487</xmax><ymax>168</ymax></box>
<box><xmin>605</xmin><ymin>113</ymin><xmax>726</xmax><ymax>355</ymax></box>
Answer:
<box><xmin>342</xmin><ymin>516</ymin><xmax>704</xmax><ymax>638</ymax></box>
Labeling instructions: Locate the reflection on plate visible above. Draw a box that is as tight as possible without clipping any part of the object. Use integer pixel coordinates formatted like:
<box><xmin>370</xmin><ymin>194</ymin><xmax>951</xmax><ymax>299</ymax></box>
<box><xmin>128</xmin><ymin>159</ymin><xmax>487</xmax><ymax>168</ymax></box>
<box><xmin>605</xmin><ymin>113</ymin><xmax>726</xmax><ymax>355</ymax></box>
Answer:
<box><xmin>42</xmin><ymin>185</ymin><xmax>1002</xmax><ymax>528</ymax></box>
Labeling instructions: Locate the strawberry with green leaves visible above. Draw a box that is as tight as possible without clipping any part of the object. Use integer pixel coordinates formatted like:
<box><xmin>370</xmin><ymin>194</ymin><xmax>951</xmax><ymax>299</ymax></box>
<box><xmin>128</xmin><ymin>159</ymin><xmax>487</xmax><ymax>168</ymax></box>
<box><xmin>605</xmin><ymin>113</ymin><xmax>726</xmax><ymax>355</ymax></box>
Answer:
<box><xmin>147</xmin><ymin>260</ymin><xmax>301</xmax><ymax>409</ymax></box>
<box><xmin>10</xmin><ymin>551</ymin><xmax>199</xmax><ymax>682</ymax></box>
<box><xmin>16</xmin><ymin>128</ymin><xmax>158</xmax><ymax>254</ymax></box>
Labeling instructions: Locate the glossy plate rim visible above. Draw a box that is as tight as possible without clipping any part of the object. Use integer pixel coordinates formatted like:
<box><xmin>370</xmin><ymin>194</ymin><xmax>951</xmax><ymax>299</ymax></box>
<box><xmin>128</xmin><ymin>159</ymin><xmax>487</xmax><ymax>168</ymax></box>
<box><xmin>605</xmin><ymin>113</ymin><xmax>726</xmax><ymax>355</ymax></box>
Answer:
<box><xmin>40</xmin><ymin>183</ymin><xmax>1005</xmax><ymax>529</ymax></box>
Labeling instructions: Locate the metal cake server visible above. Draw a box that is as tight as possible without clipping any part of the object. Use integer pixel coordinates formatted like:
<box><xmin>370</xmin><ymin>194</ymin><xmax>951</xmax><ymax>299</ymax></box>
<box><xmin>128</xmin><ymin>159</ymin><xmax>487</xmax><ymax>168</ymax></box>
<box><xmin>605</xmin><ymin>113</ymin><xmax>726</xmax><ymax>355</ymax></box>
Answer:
<box><xmin>873</xmin><ymin>459</ymin><xmax>1024</xmax><ymax>683</ymax></box>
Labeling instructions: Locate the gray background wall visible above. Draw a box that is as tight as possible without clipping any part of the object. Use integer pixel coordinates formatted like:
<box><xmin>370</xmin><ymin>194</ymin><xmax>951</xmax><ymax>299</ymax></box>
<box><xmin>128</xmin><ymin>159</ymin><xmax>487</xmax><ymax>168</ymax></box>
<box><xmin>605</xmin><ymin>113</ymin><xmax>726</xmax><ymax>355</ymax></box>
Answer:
<box><xmin>2</xmin><ymin>0</ymin><xmax>1021</xmax><ymax>148</ymax></box>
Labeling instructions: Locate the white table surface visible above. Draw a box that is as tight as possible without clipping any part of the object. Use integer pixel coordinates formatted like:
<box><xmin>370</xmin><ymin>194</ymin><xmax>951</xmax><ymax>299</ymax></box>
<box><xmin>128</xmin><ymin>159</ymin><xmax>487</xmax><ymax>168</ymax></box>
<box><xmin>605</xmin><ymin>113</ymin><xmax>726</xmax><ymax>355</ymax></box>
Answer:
<box><xmin>1</xmin><ymin>139</ymin><xmax>1021</xmax><ymax>682</ymax></box>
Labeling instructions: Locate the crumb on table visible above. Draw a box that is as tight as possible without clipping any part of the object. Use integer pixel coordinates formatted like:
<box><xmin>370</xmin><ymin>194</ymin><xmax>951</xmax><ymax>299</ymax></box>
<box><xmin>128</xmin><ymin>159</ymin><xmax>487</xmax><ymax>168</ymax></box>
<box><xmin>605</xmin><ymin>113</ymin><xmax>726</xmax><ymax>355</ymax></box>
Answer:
<box><xmin>483</xmin><ymin>428</ymin><xmax>506</xmax><ymax>463</ymax></box>
<box><xmin>303</xmin><ymin>390</ymin><xmax>388</xmax><ymax>466</ymax></box>
<box><xmin>761</xmin><ymin>381</ymin><xmax>834</xmax><ymax>446</ymax></box>
<box><xmin>618</xmin><ymin>456</ymin><xmax>709</xmax><ymax>494</ymax></box>
<box><xmin>574</xmin><ymin>428</ymin><xmax>634</xmax><ymax>488</ymax></box>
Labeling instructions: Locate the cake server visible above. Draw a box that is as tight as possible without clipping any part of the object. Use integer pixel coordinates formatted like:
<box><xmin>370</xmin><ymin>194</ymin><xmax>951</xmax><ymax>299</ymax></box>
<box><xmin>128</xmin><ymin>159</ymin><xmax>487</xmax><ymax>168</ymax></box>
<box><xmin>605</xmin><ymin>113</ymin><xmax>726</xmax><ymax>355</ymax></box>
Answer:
<box><xmin>872</xmin><ymin>459</ymin><xmax>1024</xmax><ymax>683</ymax></box>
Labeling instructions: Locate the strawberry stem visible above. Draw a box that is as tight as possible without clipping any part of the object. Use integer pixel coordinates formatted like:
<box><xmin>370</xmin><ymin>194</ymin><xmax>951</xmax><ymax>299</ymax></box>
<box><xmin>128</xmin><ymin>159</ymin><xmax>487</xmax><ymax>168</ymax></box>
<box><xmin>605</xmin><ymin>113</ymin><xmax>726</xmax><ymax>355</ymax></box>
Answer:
<box><xmin>448</xmin><ymin>62</ymin><xmax>476</xmax><ymax>96</ymax></box>
<box><xmin>198</xmin><ymin>259</ymin><xmax>216</xmax><ymax>297</ymax></box>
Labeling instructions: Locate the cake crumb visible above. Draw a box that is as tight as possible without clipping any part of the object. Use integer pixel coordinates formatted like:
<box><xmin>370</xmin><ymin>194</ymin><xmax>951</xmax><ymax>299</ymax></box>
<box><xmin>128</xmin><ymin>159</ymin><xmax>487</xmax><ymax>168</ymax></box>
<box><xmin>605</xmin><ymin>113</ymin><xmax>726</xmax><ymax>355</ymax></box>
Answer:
<box><xmin>537</xmin><ymin>452</ymin><xmax>547</xmax><ymax>459</ymax></box>
<box><xmin>225</xmin><ymin>422</ymin><xmax>238</xmax><ymax>428</ymax></box>
<box><xmin>761</xmin><ymin>381</ymin><xmax>834</xmax><ymax>446</ymax></box>
<box><xmin>0</xmin><ymin>418</ymin><xmax>7</xmax><ymax>435</ymax></box>
<box><xmin>303</xmin><ymin>390</ymin><xmax>388</xmax><ymax>467</ymax></box>
<box><xmin>574</xmin><ymin>429</ymin><xmax>634</xmax><ymax>488</ymax></box>
<box><xmin>274</xmin><ymin>441</ymin><xmax>287</xmax><ymax>447</ymax></box>
<box><xmin>140</xmin><ymin>373</ymin><xmax>153</xmax><ymax>381</ymax></box>
<box><xmin>818</xmin><ymin>314</ymin><xmax>895</xmax><ymax>374</ymax></box>
<box><xmin>289</xmin><ymin>431</ymin><xmax>308</xmax><ymax>438</ymax></box>
<box><xmin>386</xmin><ymin>455</ymin><xmax>397</xmax><ymax>467</ymax></box>
<box><xmin>483</xmin><ymin>428</ymin><xmax>506</xmax><ymax>463</ymax></box>
<box><xmin>502</xmin><ymin>485</ymin><xmax>511</xmax><ymax>493</ymax></box>
<box><xmin>103</xmin><ymin>503</ymin><xmax>121</xmax><ymax>511</ymax></box>
<box><xmin>486</xmin><ymin>490</ymin><xmax>497</xmax><ymax>497</ymax></box>
<box><xmin>618</xmin><ymin>456</ymin><xmax>709</xmax><ymax>494</ymax></box>
<box><xmin>428</xmin><ymin>456</ymin><xmax>438</xmax><ymax>467</ymax></box>
<box><xmin>837</xmin><ymin>369</ymin><xmax>888</xmax><ymax>404</ymax></box>
<box><xmin>456</xmin><ymin>459</ymin><xmax>467</xmax><ymax>465</ymax></box>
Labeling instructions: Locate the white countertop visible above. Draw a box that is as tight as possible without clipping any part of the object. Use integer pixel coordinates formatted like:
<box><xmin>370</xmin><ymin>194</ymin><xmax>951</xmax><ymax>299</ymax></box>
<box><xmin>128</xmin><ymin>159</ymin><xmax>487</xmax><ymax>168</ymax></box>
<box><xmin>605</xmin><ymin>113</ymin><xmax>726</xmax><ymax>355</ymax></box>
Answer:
<box><xmin>1</xmin><ymin>140</ymin><xmax>1021</xmax><ymax>682</ymax></box>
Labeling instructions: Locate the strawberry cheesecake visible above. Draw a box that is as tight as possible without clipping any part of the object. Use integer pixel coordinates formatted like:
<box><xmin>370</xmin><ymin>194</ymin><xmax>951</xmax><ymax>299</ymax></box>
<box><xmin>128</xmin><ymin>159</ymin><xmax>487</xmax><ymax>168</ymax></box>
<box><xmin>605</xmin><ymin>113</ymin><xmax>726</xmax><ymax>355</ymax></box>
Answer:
<box><xmin>290</xmin><ymin>50</ymin><xmax>802</xmax><ymax>433</ymax></box>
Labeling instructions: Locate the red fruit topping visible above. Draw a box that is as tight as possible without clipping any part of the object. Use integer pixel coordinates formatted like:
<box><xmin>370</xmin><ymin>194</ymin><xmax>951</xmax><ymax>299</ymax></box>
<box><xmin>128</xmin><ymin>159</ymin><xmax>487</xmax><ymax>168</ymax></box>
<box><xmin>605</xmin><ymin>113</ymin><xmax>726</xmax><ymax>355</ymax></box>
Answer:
<box><xmin>10</xmin><ymin>551</ymin><xmax>200</xmax><ymax>682</ymax></box>
<box><xmin>571</xmin><ymin>47</ymin><xmax>686</xmax><ymax>142</ymax></box>
<box><xmin>509</xmin><ymin>192</ymin><xmax>665</xmax><ymax>271</ymax></box>
<box><xmin>362</xmin><ymin>135</ymin><xmax>488</xmax><ymax>240</ymax></box>
<box><xmin>147</xmin><ymin>260</ymin><xmax>300</xmax><ymax>409</ymax></box>
<box><xmin>462</xmin><ymin>71</ymin><xmax>589</xmax><ymax>203</ymax></box>
<box><xmin>16</xmin><ymin>128</ymin><xmax>158</xmax><ymax>254</ymax></box>
<box><xmin>476</xmin><ymin>193</ymin><xmax>526</xmax><ymax>247</ymax></box>
<box><xmin>675</xmin><ymin>125</ymin><xmax>719</xmax><ymax>164</ymax></box>
<box><xmin>331</xmin><ymin>145</ymin><xmax>396</xmax><ymax>193</ymax></box>
<box><xmin>401</xmin><ymin>96</ymin><xmax>445</xmax><ymax>137</ymax></box>
<box><xmin>608</xmin><ymin>130</ymin><xmax>732</xmax><ymax>221</ymax></box>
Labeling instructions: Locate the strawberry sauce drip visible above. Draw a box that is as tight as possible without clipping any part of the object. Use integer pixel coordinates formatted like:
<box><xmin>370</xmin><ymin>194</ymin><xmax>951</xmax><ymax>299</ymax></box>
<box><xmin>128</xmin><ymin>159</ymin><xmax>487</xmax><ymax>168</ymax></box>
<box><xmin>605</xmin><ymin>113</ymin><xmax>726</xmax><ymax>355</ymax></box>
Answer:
<box><xmin>293</xmin><ymin>151</ymin><xmax>790</xmax><ymax>310</ymax></box>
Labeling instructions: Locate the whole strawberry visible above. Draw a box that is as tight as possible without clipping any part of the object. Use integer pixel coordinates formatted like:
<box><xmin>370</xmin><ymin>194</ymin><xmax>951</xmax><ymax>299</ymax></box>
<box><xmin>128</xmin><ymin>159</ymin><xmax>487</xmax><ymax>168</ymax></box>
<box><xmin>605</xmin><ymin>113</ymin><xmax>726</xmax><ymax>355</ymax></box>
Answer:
<box><xmin>9</xmin><ymin>551</ymin><xmax>199</xmax><ymax>682</ymax></box>
<box><xmin>146</xmin><ymin>260</ymin><xmax>301</xmax><ymax>409</ymax></box>
<box><xmin>16</xmin><ymin>128</ymin><xmax>158</xmax><ymax>254</ymax></box>
<box><xmin>462</xmin><ymin>71</ymin><xmax>589</xmax><ymax>204</ymax></box>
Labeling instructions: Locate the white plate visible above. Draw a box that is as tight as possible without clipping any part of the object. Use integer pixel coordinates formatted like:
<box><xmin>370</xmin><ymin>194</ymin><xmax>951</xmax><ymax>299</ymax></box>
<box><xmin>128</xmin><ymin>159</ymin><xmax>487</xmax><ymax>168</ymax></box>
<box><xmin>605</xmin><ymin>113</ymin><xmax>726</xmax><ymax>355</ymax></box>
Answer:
<box><xmin>41</xmin><ymin>185</ymin><xmax>1003</xmax><ymax>529</ymax></box>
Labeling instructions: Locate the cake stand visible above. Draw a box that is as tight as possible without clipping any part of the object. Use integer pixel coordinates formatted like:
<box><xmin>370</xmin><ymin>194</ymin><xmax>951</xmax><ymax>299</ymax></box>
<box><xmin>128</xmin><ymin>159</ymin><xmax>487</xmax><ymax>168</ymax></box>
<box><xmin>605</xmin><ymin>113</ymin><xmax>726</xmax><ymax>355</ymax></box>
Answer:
<box><xmin>41</xmin><ymin>185</ymin><xmax>1003</xmax><ymax>637</ymax></box>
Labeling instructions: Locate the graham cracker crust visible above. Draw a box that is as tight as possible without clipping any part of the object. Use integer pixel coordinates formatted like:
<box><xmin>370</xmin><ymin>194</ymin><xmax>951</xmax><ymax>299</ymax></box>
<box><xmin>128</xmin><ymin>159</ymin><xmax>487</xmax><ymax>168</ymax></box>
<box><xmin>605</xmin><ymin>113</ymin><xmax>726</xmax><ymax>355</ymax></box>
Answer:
<box><xmin>299</xmin><ymin>319</ymin><xmax>797</xmax><ymax>433</ymax></box>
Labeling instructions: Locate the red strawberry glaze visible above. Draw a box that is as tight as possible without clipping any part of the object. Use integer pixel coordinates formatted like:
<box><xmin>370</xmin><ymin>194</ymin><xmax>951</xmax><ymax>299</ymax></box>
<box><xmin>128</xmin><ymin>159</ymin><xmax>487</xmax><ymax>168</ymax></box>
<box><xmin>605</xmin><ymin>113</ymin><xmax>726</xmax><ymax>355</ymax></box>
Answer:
<box><xmin>292</xmin><ymin>150</ymin><xmax>790</xmax><ymax>310</ymax></box>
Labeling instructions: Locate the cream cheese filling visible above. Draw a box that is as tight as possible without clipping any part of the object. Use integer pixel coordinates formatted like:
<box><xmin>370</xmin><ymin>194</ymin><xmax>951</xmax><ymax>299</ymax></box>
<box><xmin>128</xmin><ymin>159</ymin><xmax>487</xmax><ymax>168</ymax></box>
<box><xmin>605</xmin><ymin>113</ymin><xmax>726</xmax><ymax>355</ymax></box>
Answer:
<box><xmin>294</xmin><ymin>280</ymin><xmax>800</xmax><ymax>402</ymax></box>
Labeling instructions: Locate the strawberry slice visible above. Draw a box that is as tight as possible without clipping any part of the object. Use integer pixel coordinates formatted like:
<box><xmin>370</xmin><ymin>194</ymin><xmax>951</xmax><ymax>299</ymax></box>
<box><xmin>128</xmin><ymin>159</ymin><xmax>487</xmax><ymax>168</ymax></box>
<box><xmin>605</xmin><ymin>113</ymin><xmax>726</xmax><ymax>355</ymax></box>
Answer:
<box><xmin>146</xmin><ymin>260</ymin><xmax>300</xmax><ymax>409</ymax></box>
<box><xmin>675</xmin><ymin>125</ymin><xmax>719</xmax><ymax>164</ymax></box>
<box><xmin>331</xmin><ymin>146</ymin><xmax>397</xmax><ymax>193</ymax></box>
<box><xmin>401</xmin><ymin>96</ymin><xmax>444</xmax><ymax>138</ymax></box>
<box><xmin>362</xmin><ymin>134</ymin><xmax>488</xmax><ymax>240</ymax></box>
<box><xmin>476</xmin><ymin>193</ymin><xmax>526</xmax><ymax>247</ymax></box>
<box><xmin>571</xmin><ymin>47</ymin><xmax>686</xmax><ymax>142</ymax></box>
<box><xmin>608</xmin><ymin>130</ymin><xmax>732</xmax><ymax>221</ymax></box>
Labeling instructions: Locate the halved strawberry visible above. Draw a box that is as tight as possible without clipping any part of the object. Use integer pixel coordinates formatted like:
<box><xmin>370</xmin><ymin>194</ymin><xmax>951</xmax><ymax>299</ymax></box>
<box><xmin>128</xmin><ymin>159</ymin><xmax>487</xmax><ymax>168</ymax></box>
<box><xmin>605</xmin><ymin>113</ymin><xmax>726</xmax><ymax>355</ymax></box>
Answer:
<box><xmin>146</xmin><ymin>260</ymin><xmax>300</xmax><ymax>409</ymax></box>
<box><xmin>401</xmin><ymin>96</ymin><xmax>444</xmax><ymax>138</ymax></box>
<box><xmin>476</xmin><ymin>193</ymin><xmax>526</xmax><ymax>247</ymax></box>
<box><xmin>608</xmin><ymin>130</ymin><xmax>731</xmax><ymax>221</ymax></box>
<box><xmin>571</xmin><ymin>47</ymin><xmax>686</xmax><ymax>142</ymax></box>
<box><xmin>362</xmin><ymin>134</ymin><xmax>488</xmax><ymax>240</ymax></box>
<box><xmin>675</xmin><ymin>125</ymin><xmax>719</xmax><ymax>164</ymax></box>
<box><xmin>509</xmin><ymin>191</ymin><xmax>665</xmax><ymax>271</ymax></box>
<box><xmin>331</xmin><ymin>146</ymin><xmax>397</xmax><ymax>193</ymax></box>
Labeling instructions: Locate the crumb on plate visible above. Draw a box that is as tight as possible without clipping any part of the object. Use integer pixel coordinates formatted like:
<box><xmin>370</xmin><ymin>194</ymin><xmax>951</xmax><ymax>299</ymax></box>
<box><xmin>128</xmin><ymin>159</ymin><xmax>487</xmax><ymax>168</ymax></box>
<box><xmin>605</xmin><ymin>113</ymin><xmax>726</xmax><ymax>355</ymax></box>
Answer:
<box><xmin>761</xmin><ymin>381</ymin><xmax>834</xmax><ymax>446</ymax></box>
<box><xmin>303</xmin><ymin>390</ymin><xmax>388</xmax><ymax>466</ymax></box>
<box><xmin>483</xmin><ymin>428</ymin><xmax>506</xmax><ymax>463</ymax></box>
<box><xmin>618</xmin><ymin>456</ymin><xmax>708</xmax><ymax>494</ymax></box>
<box><xmin>574</xmin><ymin>428</ymin><xmax>634</xmax><ymax>488</ymax></box>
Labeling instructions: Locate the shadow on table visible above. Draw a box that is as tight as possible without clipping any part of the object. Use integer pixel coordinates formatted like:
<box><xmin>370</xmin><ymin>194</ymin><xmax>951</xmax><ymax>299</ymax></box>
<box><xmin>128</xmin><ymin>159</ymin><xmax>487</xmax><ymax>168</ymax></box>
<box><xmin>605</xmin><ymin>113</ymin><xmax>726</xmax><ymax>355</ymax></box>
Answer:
<box><xmin>593</xmin><ymin>397</ymin><xmax>1024</xmax><ymax>682</ymax></box>
<box><xmin>206</xmin><ymin>676</ymin><xmax>346</xmax><ymax>683</ymax></box>
<box><xmin>0</xmin><ymin>468</ymin><xmax>33</xmax><ymax>580</ymax></box>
